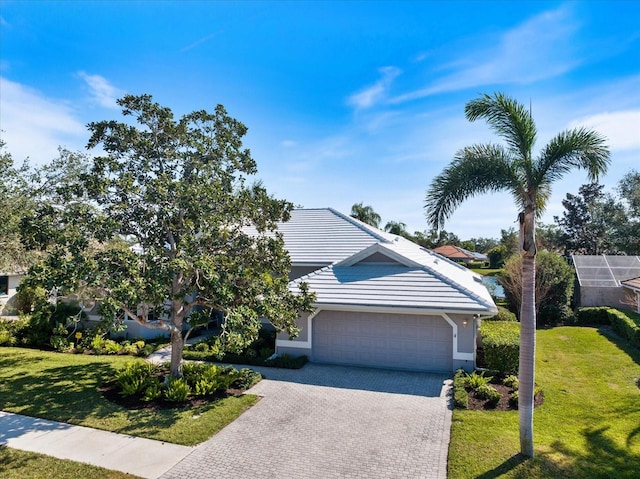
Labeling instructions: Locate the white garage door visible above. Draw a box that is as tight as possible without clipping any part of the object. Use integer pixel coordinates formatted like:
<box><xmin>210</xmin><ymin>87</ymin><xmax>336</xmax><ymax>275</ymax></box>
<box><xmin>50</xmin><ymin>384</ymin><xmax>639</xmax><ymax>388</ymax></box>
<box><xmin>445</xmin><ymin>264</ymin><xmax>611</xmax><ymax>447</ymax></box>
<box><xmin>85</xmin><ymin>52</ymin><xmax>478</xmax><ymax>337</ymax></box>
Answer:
<box><xmin>312</xmin><ymin>311</ymin><xmax>453</xmax><ymax>373</ymax></box>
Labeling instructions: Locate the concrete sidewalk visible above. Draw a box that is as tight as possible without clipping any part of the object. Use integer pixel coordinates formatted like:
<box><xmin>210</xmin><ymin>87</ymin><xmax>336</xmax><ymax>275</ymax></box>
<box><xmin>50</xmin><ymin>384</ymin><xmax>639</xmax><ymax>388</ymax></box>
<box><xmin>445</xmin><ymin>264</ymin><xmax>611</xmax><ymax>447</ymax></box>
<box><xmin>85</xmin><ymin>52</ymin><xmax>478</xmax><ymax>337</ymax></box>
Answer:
<box><xmin>0</xmin><ymin>411</ymin><xmax>193</xmax><ymax>479</ymax></box>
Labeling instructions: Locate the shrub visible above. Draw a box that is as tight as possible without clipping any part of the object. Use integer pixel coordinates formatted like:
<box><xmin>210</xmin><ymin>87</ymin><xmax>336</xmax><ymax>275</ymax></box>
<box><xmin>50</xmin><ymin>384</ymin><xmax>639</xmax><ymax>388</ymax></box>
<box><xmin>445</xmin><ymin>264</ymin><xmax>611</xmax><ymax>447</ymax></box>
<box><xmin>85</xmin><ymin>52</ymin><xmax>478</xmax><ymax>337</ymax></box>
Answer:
<box><xmin>503</xmin><ymin>375</ymin><xmax>519</xmax><ymax>389</ymax></box>
<box><xmin>27</xmin><ymin>301</ymin><xmax>86</xmax><ymax>348</ymax></box>
<box><xmin>138</xmin><ymin>344</ymin><xmax>157</xmax><ymax>357</ymax></box>
<box><xmin>476</xmin><ymin>383</ymin><xmax>501</xmax><ymax>406</ymax></box>
<box><xmin>234</xmin><ymin>368</ymin><xmax>262</xmax><ymax>390</ymax></box>
<box><xmin>0</xmin><ymin>318</ymin><xmax>29</xmax><ymax>346</ymax></box>
<box><xmin>575</xmin><ymin>307</ymin><xmax>611</xmax><ymax>325</ymax></box>
<box><xmin>116</xmin><ymin>362</ymin><xmax>158</xmax><ymax>397</ymax></box>
<box><xmin>501</xmin><ymin>250</ymin><xmax>574</xmax><ymax>325</ymax></box>
<box><xmin>464</xmin><ymin>371</ymin><xmax>493</xmax><ymax>390</ymax></box>
<box><xmin>452</xmin><ymin>369</ymin><xmax>468</xmax><ymax>409</ymax></box>
<box><xmin>509</xmin><ymin>390</ymin><xmax>519</xmax><ymax>407</ymax></box>
<box><xmin>142</xmin><ymin>381</ymin><xmax>162</xmax><ymax>402</ymax></box>
<box><xmin>480</xmin><ymin>321</ymin><xmax>519</xmax><ymax>375</ymax></box>
<box><xmin>164</xmin><ymin>378</ymin><xmax>190</xmax><ymax>402</ymax></box>
<box><xmin>0</xmin><ymin>330</ymin><xmax>14</xmax><ymax>346</ymax></box>
<box><xmin>103</xmin><ymin>339</ymin><xmax>123</xmax><ymax>355</ymax></box>
<box><xmin>575</xmin><ymin>307</ymin><xmax>640</xmax><ymax>348</ymax></box>
<box><xmin>484</xmin><ymin>306</ymin><xmax>517</xmax><ymax>322</ymax></box>
<box><xmin>266</xmin><ymin>354</ymin><xmax>308</xmax><ymax>369</ymax></box>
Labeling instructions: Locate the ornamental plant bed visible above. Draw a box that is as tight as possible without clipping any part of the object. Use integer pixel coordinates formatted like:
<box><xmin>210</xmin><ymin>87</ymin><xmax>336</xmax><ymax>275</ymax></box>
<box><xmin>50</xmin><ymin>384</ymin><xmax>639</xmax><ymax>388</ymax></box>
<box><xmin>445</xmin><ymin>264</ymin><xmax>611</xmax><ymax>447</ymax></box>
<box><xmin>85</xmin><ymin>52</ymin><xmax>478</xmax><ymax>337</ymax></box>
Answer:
<box><xmin>99</xmin><ymin>380</ymin><xmax>247</xmax><ymax>411</ymax></box>
<box><xmin>466</xmin><ymin>378</ymin><xmax>544</xmax><ymax>411</ymax></box>
<box><xmin>100</xmin><ymin>362</ymin><xmax>261</xmax><ymax>412</ymax></box>
<box><xmin>454</xmin><ymin>369</ymin><xmax>544</xmax><ymax>411</ymax></box>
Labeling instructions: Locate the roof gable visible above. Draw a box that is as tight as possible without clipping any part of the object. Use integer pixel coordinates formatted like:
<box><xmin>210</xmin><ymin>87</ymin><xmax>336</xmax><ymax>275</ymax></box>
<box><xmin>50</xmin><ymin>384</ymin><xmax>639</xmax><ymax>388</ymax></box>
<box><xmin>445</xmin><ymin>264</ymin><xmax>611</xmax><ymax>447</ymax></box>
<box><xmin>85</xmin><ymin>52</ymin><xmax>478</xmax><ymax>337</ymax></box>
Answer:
<box><xmin>291</xmin><ymin>237</ymin><xmax>496</xmax><ymax>314</ymax></box>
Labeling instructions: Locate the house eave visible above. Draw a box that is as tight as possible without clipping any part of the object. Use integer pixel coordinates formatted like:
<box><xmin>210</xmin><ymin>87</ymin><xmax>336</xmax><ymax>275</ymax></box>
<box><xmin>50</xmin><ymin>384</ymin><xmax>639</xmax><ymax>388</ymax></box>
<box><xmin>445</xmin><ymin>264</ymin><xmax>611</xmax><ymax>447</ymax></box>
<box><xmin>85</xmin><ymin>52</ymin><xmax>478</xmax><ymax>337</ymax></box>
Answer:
<box><xmin>311</xmin><ymin>302</ymin><xmax>497</xmax><ymax>316</ymax></box>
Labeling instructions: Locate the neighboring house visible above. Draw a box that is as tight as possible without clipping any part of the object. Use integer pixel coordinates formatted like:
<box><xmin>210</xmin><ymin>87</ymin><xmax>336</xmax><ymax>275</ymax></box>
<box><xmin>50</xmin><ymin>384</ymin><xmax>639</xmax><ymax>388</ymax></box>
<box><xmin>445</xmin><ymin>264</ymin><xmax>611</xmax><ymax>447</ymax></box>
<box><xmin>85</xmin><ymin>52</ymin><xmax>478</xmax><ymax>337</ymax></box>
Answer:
<box><xmin>269</xmin><ymin>209</ymin><xmax>498</xmax><ymax>373</ymax></box>
<box><xmin>432</xmin><ymin>245</ymin><xmax>487</xmax><ymax>264</ymax></box>
<box><xmin>621</xmin><ymin>277</ymin><xmax>640</xmax><ymax>313</ymax></box>
<box><xmin>0</xmin><ymin>272</ymin><xmax>24</xmax><ymax>316</ymax></box>
<box><xmin>573</xmin><ymin>255</ymin><xmax>640</xmax><ymax>310</ymax></box>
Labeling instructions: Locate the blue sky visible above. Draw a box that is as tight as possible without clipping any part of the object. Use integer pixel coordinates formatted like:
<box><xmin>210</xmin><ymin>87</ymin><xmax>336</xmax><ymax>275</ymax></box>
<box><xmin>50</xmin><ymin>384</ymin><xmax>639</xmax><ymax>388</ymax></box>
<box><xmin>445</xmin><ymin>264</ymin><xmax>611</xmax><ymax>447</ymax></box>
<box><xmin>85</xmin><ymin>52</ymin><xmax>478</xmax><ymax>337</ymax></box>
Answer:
<box><xmin>1</xmin><ymin>1</ymin><xmax>639</xmax><ymax>240</ymax></box>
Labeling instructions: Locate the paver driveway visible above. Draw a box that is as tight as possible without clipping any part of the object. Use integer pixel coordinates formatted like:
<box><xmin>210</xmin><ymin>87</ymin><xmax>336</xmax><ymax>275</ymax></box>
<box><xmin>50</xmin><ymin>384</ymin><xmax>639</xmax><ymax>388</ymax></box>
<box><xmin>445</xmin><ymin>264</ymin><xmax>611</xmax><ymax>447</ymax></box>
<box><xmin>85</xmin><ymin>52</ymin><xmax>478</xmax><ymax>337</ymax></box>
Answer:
<box><xmin>160</xmin><ymin>364</ymin><xmax>452</xmax><ymax>479</ymax></box>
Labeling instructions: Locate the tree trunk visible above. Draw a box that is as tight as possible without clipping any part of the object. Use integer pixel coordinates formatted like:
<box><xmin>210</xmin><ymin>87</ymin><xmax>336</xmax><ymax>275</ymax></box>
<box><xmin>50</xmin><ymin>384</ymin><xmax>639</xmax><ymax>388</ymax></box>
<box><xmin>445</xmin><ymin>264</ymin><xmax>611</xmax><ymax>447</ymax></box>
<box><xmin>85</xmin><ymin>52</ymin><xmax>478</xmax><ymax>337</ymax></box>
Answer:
<box><xmin>519</xmin><ymin>204</ymin><xmax>537</xmax><ymax>457</ymax></box>
<box><xmin>169</xmin><ymin>300</ymin><xmax>185</xmax><ymax>378</ymax></box>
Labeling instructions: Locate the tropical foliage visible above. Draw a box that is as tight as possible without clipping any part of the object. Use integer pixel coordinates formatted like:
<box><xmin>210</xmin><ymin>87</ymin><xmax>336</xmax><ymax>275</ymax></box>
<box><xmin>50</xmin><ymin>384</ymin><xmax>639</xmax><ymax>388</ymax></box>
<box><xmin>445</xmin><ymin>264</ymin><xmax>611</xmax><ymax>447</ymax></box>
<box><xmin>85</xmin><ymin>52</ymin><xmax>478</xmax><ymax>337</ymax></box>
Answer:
<box><xmin>425</xmin><ymin>92</ymin><xmax>609</xmax><ymax>456</ymax></box>
<box><xmin>350</xmin><ymin>202</ymin><xmax>381</xmax><ymax>228</ymax></box>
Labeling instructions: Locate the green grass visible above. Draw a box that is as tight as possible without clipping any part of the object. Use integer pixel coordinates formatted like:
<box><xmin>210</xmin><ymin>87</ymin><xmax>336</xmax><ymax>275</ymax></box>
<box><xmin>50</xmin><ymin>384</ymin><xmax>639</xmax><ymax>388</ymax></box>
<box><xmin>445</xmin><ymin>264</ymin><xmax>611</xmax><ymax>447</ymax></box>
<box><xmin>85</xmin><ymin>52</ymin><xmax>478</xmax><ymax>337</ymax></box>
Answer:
<box><xmin>0</xmin><ymin>347</ymin><xmax>258</xmax><ymax>445</ymax></box>
<box><xmin>0</xmin><ymin>446</ymin><xmax>141</xmax><ymax>479</ymax></box>
<box><xmin>448</xmin><ymin>326</ymin><xmax>640</xmax><ymax>478</ymax></box>
<box><xmin>471</xmin><ymin>268</ymin><xmax>502</xmax><ymax>276</ymax></box>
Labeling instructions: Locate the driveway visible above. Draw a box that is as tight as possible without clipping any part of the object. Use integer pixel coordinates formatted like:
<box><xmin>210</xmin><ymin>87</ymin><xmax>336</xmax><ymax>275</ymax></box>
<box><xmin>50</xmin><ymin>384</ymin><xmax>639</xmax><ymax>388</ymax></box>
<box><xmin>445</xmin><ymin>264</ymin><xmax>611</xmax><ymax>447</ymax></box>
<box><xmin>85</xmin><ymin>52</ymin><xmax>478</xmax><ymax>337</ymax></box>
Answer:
<box><xmin>160</xmin><ymin>364</ymin><xmax>452</xmax><ymax>479</ymax></box>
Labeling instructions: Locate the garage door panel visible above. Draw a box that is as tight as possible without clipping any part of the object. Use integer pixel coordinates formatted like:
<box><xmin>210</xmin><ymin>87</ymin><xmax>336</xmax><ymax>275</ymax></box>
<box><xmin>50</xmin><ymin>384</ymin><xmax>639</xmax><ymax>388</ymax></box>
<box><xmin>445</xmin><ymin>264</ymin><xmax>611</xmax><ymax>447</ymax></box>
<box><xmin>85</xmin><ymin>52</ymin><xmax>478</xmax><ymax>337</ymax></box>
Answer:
<box><xmin>313</xmin><ymin>311</ymin><xmax>453</xmax><ymax>372</ymax></box>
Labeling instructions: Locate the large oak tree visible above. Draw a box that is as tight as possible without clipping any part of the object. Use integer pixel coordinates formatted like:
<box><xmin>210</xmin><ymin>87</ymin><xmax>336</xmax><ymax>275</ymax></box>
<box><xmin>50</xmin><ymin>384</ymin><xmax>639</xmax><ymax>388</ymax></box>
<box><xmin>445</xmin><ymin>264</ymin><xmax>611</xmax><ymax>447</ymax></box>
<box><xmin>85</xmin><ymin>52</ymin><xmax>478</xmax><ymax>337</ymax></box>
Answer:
<box><xmin>21</xmin><ymin>94</ymin><xmax>313</xmax><ymax>378</ymax></box>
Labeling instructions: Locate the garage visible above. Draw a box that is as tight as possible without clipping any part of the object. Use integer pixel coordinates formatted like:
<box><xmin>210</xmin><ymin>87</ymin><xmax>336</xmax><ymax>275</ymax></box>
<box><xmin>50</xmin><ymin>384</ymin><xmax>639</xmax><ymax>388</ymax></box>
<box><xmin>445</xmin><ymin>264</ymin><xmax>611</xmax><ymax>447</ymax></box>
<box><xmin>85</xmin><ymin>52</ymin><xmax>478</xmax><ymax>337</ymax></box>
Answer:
<box><xmin>313</xmin><ymin>310</ymin><xmax>453</xmax><ymax>372</ymax></box>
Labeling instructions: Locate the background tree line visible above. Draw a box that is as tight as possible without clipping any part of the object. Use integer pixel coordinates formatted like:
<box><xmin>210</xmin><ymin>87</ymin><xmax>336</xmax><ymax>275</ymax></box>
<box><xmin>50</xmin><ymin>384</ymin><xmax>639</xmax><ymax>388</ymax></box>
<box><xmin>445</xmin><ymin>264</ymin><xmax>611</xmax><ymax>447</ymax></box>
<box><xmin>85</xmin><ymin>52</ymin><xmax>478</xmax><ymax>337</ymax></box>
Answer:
<box><xmin>351</xmin><ymin>168</ymin><xmax>639</xmax><ymax>264</ymax></box>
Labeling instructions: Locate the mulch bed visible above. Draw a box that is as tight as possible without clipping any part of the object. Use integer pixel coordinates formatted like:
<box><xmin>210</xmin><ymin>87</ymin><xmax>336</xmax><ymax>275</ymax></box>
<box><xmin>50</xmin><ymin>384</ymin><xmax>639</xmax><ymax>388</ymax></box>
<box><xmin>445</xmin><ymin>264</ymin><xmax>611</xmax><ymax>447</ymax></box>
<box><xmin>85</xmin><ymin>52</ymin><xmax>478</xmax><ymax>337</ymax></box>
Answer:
<box><xmin>99</xmin><ymin>381</ymin><xmax>246</xmax><ymax>412</ymax></box>
<box><xmin>465</xmin><ymin>379</ymin><xmax>544</xmax><ymax>411</ymax></box>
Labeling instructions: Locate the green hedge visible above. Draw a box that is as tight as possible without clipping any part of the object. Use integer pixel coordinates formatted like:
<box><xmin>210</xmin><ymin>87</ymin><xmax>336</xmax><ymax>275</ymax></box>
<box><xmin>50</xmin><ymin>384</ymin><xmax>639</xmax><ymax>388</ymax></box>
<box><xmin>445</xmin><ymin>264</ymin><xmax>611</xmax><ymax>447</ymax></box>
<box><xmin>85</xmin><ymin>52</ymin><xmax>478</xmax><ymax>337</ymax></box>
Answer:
<box><xmin>452</xmin><ymin>369</ymin><xmax>468</xmax><ymax>409</ymax></box>
<box><xmin>480</xmin><ymin>321</ymin><xmax>520</xmax><ymax>375</ymax></box>
<box><xmin>576</xmin><ymin>307</ymin><xmax>640</xmax><ymax>348</ymax></box>
<box><xmin>483</xmin><ymin>306</ymin><xmax>517</xmax><ymax>322</ymax></box>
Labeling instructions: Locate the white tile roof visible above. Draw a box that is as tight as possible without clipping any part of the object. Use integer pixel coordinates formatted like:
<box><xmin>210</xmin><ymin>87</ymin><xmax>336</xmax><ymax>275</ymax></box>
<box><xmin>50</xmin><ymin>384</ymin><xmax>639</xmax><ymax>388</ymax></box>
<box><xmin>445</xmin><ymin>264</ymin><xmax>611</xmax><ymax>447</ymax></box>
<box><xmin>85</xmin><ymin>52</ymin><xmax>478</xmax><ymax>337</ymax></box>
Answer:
<box><xmin>290</xmin><ymin>238</ymin><xmax>497</xmax><ymax>314</ymax></box>
<box><xmin>246</xmin><ymin>207</ymin><xmax>496</xmax><ymax>314</ymax></box>
<box><xmin>256</xmin><ymin>208</ymin><xmax>397</xmax><ymax>265</ymax></box>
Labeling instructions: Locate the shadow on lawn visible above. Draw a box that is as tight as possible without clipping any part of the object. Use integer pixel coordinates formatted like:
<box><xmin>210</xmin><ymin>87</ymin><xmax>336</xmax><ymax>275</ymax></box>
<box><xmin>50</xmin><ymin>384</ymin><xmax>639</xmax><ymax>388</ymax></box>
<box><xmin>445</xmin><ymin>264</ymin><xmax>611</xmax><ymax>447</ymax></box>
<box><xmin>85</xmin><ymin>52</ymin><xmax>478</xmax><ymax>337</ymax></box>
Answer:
<box><xmin>474</xmin><ymin>454</ymin><xmax>528</xmax><ymax>479</ymax></box>
<box><xmin>549</xmin><ymin>426</ymin><xmax>640</xmax><ymax>479</ymax></box>
<box><xmin>1</xmin><ymin>359</ymin><xmax>179</xmax><ymax>430</ymax></box>
<box><xmin>597</xmin><ymin>326</ymin><xmax>640</xmax><ymax>367</ymax></box>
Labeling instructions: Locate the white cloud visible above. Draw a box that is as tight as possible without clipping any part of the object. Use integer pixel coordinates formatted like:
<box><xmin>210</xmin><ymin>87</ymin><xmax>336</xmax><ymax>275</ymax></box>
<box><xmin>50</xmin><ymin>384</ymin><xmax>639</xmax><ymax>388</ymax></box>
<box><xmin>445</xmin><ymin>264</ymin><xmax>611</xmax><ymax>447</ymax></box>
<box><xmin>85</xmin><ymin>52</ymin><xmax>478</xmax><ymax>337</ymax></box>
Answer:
<box><xmin>0</xmin><ymin>77</ymin><xmax>86</xmax><ymax>165</ymax></box>
<box><xmin>347</xmin><ymin>66</ymin><xmax>401</xmax><ymax>109</ymax></box>
<box><xmin>77</xmin><ymin>71</ymin><xmax>123</xmax><ymax>109</ymax></box>
<box><xmin>181</xmin><ymin>30</ymin><xmax>224</xmax><ymax>53</ymax></box>
<box><xmin>281</xmin><ymin>140</ymin><xmax>297</xmax><ymax>148</ymax></box>
<box><xmin>391</xmin><ymin>5</ymin><xmax>580</xmax><ymax>103</ymax></box>
<box><xmin>568</xmin><ymin>110</ymin><xmax>640</xmax><ymax>151</ymax></box>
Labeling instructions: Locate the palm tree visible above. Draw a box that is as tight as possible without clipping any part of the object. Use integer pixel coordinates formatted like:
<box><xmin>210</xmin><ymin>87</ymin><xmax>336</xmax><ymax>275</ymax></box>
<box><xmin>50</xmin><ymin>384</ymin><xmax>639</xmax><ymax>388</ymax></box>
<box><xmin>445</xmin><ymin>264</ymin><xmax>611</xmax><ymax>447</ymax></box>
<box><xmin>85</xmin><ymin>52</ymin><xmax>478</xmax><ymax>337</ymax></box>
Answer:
<box><xmin>425</xmin><ymin>92</ymin><xmax>609</xmax><ymax>457</ymax></box>
<box><xmin>350</xmin><ymin>202</ymin><xmax>381</xmax><ymax>228</ymax></box>
<box><xmin>384</xmin><ymin>220</ymin><xmax>408</xmax><ymax>236</ymax></box>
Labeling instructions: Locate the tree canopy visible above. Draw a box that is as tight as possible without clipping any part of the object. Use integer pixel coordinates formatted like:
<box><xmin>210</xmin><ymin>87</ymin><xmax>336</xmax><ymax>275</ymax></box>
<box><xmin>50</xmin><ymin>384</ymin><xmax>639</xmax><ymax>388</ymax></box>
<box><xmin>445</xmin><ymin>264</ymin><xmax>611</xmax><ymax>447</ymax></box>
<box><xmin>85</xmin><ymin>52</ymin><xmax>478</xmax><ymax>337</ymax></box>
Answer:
<box><xmin>20</xmin><ymin>94</ymin><xmax>314</xmax><ymax>377</ymax></box>
<box><xmin>350</xmin><ymin>202</ymin><xmax>381</xmax><ymax>228</ymax></box>
<box><xmin>0</xmin><ymin>139</ymin><xmax>38</xmax><ymax>273</ymax></box>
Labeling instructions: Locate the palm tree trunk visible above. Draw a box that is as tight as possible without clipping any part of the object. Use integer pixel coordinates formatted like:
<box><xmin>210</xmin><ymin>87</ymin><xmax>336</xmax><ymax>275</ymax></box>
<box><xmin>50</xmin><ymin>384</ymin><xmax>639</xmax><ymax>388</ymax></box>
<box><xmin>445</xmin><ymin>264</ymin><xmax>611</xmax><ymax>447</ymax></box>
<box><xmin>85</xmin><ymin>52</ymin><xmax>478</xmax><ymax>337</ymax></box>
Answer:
<box><xmin>519</xmin><ymin>253</ymin><xmax>536</xmax><ymax>457</ymax></box>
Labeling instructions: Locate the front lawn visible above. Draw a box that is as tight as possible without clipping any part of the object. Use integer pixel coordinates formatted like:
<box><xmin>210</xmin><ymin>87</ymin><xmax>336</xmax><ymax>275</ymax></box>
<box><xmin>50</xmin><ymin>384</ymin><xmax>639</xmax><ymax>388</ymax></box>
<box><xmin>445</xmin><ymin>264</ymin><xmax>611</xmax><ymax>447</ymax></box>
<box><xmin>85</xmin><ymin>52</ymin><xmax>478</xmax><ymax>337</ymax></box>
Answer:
<box><xmin>0</xmin><ymin>348</ymin><xmax>258</xmax><ymax>446</ymax></box>
<box><xmin>0</xmin><ymin>447</ymin><xmax>141</xmax><ymax>479</ymax></box>
<box><xmin>448</xmin><ymin>326</ymin><xmax>640</xmax><ymax>478</ymax></box>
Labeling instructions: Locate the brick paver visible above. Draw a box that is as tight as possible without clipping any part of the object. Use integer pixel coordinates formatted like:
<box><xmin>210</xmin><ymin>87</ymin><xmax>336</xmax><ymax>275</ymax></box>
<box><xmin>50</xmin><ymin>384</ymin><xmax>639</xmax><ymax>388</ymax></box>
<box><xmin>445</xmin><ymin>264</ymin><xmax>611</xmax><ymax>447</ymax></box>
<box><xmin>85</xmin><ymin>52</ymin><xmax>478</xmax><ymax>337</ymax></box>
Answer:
<box><xmin>161</xmin><ymin>364</ymin><xmax>452</xmax><ymax>479</ymax></box>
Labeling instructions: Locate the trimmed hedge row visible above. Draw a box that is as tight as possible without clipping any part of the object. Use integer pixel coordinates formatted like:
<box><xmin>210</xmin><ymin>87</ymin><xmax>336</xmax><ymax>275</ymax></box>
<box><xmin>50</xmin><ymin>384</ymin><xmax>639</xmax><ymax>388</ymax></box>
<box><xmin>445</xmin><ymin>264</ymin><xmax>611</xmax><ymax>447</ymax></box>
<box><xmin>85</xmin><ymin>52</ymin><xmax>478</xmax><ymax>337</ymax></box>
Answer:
<box><xmin>480</xmin><ymin>321</ymin><xmax>520</xmax><ymax>375</ymax></box>
<box><xmin>575</xmin><ymin>307</ymin><xmax>640</xmax><ymax>348</ymax></box>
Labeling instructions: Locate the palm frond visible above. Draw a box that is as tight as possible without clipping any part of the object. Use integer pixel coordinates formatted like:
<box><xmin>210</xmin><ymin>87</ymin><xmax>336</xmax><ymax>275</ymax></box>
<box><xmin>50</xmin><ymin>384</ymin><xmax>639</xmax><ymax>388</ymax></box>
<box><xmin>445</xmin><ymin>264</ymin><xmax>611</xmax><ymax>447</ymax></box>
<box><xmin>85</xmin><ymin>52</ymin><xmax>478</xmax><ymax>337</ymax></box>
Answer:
<box><xmin>534</xmin><ymin>127</ymin><xmax>610</xmax><ymax>188</ymax></box>
<box><xmin>465</xmin><ymin>93</ymin><xmax>537</xmax><ymax>161</ymax></box>
<box><xmin>425</xmin><ymin>144</ymin><xmax>521</xmax><ymax>229</ymax></box>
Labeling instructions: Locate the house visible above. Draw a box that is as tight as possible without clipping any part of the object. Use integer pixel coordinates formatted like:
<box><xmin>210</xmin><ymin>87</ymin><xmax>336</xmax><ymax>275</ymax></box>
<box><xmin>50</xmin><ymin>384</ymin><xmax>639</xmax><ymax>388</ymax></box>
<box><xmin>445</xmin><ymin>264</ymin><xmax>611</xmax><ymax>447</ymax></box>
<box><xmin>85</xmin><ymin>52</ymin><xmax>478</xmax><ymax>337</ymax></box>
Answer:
<box><xmin>271</xmin><ymin>209</ymin><xmax>498</xmax><ymax>373</ymax></box>
<box><xmin>0</xmin><ymin>271</ymin><xmax>24</xmax><ymax>317</ymax></box>
<box><xmin>432</xmin><ymin>244</ymin><xmax>487</xmax><ymax>265</ymax></box>
<box><xmin>573</xmin><ymin>255</ymin><xmax>640</xmax><ymax>310</ymax></box>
